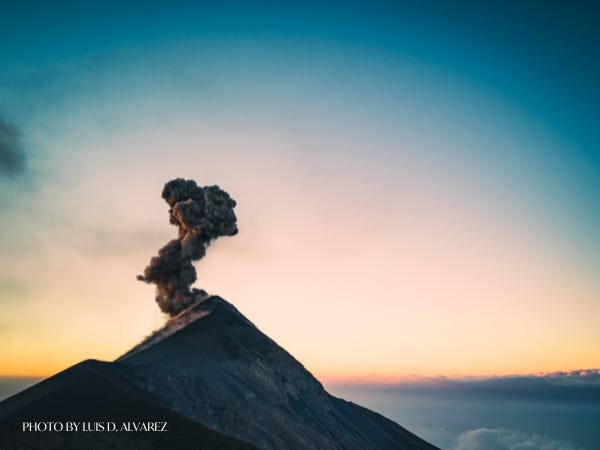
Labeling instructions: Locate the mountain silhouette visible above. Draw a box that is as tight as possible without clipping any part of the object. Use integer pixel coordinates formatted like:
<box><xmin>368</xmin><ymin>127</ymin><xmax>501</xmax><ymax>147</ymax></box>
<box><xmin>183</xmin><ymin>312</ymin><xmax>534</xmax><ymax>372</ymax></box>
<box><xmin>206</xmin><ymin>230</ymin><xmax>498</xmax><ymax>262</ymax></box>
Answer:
<box><xmin>0</xmin><ymin>296</ymin><xmax>439</xmax><ymax>450</ymax></box>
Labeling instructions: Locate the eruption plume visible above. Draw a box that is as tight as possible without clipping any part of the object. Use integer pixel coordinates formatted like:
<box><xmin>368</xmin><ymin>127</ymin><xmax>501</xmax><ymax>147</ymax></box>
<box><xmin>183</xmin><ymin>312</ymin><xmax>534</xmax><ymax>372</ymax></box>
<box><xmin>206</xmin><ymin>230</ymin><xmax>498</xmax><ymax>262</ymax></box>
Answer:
<box><xmin>138</xmin><ymin>178</ymin><xmax>238</xmax><ymax>316</ymax></box>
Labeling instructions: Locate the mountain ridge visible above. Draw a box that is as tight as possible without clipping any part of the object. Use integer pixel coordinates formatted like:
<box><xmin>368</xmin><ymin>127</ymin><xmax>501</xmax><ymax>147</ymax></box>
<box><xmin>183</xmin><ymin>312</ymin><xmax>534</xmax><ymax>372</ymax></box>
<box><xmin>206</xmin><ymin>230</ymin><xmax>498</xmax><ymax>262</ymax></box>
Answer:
<box><xmin>0</xmin><ymin>295</ymin><xmax>439</xmax><ymax>450</ymax></box>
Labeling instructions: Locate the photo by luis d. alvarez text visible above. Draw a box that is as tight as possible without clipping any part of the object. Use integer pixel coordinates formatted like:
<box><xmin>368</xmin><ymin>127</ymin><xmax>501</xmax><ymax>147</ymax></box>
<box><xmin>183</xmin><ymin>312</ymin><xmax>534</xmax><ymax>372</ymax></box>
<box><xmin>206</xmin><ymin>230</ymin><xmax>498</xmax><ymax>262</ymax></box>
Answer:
<box><xmin>22</xmin><ymin>421</ymin><xmax>168</xmax><ymax>432</ymax></box>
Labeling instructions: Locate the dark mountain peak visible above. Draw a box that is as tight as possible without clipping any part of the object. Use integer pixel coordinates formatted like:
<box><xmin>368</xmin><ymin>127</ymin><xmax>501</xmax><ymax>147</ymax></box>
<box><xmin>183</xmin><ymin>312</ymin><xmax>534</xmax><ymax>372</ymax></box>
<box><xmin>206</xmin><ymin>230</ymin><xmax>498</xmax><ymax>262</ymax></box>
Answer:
<box><xmin>116</xmin><ymin>295</ymin><xmax>233</xmax><ymax>361</ymax></box>
<box><xmin>119</xmin><ymin>295</ymin><xmax>325</xmax><ymax>393</ymax></box>
<box><xmin>1</xmin><ymin>295</ymin><xmax>439</xmax><ymax>450</ymax></box>
<box><xmin>113</xmin><ymin>295</ymin><xmax>437</xmax><ymax>450</ymax></box>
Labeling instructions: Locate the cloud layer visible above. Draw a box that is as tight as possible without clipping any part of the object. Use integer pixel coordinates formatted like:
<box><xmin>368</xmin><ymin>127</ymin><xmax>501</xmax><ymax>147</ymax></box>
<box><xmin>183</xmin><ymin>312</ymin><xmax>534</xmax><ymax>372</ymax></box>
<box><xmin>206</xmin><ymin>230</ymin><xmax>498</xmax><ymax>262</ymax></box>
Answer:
<box><xmin>456</xmin><ymin>428</ymin><xmax>583</xmax><ymax>450</ymax></box>
<box><xmin>328</xmin><ymin>370</ymin><xmax>600</xmax><ymax>449</ymax></box>
<box><xmin>362</xmin><ymin>369</ymin><xmax>600</xmax><ymax>404</ymax></box>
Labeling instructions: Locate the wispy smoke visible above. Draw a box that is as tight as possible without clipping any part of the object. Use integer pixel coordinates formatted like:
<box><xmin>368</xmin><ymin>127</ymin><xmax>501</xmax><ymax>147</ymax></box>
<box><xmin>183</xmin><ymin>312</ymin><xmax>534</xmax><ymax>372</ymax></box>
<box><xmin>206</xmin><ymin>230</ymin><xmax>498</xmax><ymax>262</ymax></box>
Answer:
<box><xmin>0</xmin><ymin>117</ymin><xmax>25</xmax><ymax>176</ymax></box>
<box><xmin>137</xmin><ymin>178</ymin><xmax>238</xmax><ymax>316</ymax></box>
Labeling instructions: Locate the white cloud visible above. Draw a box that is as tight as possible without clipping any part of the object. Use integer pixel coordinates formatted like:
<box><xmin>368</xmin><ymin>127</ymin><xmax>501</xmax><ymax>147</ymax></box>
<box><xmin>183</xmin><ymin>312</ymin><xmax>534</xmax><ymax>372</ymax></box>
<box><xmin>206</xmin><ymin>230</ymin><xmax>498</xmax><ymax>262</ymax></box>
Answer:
<box><xmin>455</xmin><ymin>428</ymin><xmax>584</xmax><ymax>450</ymax></box>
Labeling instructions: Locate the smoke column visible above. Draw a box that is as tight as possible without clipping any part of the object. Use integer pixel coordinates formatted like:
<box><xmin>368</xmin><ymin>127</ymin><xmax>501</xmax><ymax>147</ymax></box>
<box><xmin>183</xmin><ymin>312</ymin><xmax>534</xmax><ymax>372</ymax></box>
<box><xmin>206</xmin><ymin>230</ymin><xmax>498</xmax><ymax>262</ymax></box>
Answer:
<box><xmin>138</xmin><ymin>178</ymin><xmax>238</xmax><ymax>316</ymax></box>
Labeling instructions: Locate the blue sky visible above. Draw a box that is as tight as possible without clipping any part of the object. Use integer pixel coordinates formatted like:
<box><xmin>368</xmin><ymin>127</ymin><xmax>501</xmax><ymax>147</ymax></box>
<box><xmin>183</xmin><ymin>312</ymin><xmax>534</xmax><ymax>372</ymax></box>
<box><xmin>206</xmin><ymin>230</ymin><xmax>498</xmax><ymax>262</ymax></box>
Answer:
<box><xmin>0</xmin><ymin>1</ymin><xmax>599</xmax><ymax>378</ymax></box>
<box><xmin>2</xmin><ymin>0</ymin><xmax>599</xmax><ymax>244</ymax></box>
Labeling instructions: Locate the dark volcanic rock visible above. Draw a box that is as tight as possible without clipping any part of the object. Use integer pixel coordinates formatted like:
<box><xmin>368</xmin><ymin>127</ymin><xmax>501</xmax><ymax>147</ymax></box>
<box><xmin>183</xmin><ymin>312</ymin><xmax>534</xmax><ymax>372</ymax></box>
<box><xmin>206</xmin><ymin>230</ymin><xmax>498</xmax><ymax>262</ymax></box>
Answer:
<box><xmin>0</xmin><ymin>296</ymin><xmax>439</xmax><ymax>450</ymax></box>
<box><xmin>0</xmin><ymin>359</ymin><xmax>258</xmax><ymax>450</ymax></box>
<box><xmin>115</xmin><ymin>296</ymin><xmax>439</xmax><ymax>450</ymax></box>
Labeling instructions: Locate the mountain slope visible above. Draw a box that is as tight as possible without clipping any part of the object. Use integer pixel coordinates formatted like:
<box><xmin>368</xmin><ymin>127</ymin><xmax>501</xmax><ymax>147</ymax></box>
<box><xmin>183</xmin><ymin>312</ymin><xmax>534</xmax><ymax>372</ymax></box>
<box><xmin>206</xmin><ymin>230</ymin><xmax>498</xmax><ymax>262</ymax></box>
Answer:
<box><xmin>0</xmin><ymin>296</ymin><xmax>438</xmax><ymax>450</ymax></box>
<box><xmin>115</xmin><ymin>296</ymin><xmax>438</xmax><ymax>450</ymax></box>
<box><xmin>0</xmin><ymin>359</ymin><xmax>258</xmax><ymax>450</ymax></box>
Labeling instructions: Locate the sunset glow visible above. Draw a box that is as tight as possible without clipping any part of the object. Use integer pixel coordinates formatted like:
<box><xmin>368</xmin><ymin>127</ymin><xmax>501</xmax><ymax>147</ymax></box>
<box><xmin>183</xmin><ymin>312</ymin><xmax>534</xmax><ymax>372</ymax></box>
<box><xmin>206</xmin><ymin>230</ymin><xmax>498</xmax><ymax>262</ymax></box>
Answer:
<box><xmin>1</xmin><ymin>2</ymin><xmax>598</xmax><ymax>380</ymax></box>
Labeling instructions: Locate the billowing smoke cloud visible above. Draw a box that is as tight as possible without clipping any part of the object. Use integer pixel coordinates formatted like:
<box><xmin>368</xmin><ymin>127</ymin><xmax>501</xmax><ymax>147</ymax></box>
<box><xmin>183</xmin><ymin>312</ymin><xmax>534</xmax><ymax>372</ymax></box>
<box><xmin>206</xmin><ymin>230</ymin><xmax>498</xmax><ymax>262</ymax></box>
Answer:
<box><xmin>137</xmin><ymin>178</ymin><xmax>238</xmax><ymax>316</ymax></box>
<box><xmin>0</xmin><ymin>117</ymin><xmax>25</xmax><ymax>176</ymax></box>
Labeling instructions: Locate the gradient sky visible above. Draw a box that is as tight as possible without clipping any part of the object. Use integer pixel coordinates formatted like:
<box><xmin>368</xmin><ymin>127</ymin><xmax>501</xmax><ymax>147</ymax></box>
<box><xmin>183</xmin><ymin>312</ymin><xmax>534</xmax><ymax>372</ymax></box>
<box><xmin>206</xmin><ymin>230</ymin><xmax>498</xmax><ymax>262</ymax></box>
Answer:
<box><xmin>0</xmin><ymin>1</ymin><xmax>598</xmax><ymax>377</ymax></box>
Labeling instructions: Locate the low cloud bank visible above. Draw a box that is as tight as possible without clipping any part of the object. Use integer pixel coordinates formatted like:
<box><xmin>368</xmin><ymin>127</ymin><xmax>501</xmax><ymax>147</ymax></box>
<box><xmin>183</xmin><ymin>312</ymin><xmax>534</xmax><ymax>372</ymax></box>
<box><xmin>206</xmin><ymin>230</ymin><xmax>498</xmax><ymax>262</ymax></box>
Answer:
<box><xmin>336</xmin><ymin>369</ymin><xmax>600</xmax><ymax>404</ymax></box>
<box><xmin>456</xmin><ymin>428</ymin><xmax>583</xmax><ymax>450</ymax></box>
<box><xmin>327</xmin><ymin>371</ymin><xmax>600</xmax><ymax>449</ymax></box>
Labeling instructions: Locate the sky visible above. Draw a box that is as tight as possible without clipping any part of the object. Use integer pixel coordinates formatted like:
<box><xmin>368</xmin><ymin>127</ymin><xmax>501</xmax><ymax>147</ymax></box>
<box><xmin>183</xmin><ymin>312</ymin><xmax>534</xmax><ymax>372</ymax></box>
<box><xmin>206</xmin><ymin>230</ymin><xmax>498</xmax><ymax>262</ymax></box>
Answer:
<box><xmin>0</xmin><ymin>1</ymin><xmax>599</xmax><ymax>378</ymax></box>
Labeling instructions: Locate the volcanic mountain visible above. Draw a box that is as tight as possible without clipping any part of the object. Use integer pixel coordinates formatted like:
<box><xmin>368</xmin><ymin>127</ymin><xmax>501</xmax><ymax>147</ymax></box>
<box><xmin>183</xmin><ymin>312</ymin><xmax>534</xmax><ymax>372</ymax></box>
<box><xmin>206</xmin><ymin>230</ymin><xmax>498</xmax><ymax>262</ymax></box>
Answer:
<box><xmin>0</xmin><ymin>296</ymin><xmax>439</xmax><ymax>450</ymax></box>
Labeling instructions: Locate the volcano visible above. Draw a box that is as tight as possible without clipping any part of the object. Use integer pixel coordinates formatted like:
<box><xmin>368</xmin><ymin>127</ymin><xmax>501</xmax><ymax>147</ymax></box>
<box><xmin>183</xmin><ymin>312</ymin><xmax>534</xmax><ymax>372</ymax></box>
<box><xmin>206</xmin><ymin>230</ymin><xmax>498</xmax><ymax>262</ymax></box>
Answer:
<box><xmin>0</xmin><ymin>296</ymin><xmax>439</xmax><ymax>450</ymax></box>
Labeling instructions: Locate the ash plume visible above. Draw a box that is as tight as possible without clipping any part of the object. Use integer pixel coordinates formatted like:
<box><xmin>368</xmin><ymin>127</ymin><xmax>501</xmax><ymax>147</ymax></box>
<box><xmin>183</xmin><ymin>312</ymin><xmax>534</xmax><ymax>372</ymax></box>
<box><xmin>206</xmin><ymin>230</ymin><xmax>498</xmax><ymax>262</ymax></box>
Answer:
<box><xmin>137</xmin><ymin>178</ymin><xmax>238</xmax><ymax>316</ymax></box>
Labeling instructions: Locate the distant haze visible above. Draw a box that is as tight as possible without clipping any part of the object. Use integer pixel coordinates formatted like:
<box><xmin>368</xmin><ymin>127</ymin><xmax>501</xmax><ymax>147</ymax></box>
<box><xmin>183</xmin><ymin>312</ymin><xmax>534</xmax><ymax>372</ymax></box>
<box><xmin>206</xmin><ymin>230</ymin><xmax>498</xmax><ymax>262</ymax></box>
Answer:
<box><xmin>0</xmin><ymin>378</ymin><xmax>42</xmax><ymax>401</ymax></box>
